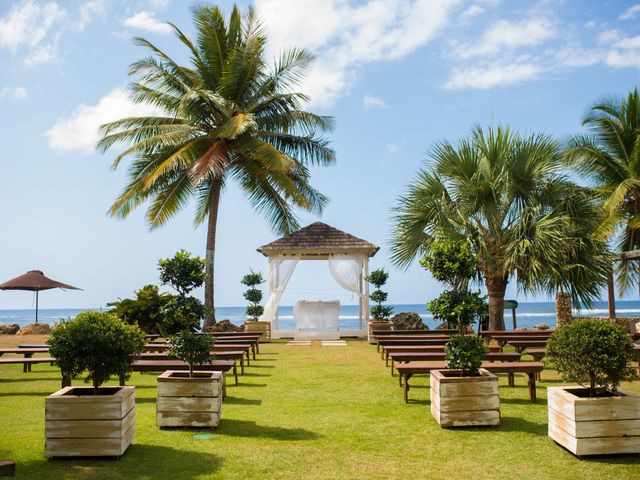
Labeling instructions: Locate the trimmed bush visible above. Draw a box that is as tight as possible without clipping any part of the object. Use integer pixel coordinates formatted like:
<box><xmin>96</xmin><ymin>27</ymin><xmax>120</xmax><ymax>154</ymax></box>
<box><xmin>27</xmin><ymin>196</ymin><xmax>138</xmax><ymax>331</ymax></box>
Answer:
<box><xmin>167</xmin><ymin>331</ymin><xmax>215</xmax><ymax>377</ymax></box>
<box><xmin>367</xmin><ymin>269</ymin><xmax>393</xmax><ymax>321</ymax></box>
<box><xmin>444</xmin><ymin>335</ymin><xmax>489</xmax><ymax>376</ymax></box>
<box><xmin>242</xmin><ymin>270</ymin><xmax>265</xmax><ymax>321</ymax></box>
<box><xmin>546</xmin><ymin>319</ymin><xmax>637</xmax><ymax>396</ymax></box>
<box><xmin>48</xmin><ymin>311</ymin><xmax>145</xmax><ymax>393</ymax></box>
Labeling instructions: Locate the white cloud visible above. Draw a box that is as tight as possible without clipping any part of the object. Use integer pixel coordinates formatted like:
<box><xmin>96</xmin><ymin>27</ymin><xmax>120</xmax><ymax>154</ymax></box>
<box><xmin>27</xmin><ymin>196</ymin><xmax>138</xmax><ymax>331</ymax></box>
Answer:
<box><xmin>362</xmin><ymin>95</ymin><xmax>388</xmax><ymax>110</ymax></box>
<box><xmin>77</xmin><ymin>0</ymin><xmax>108</xmax><ymax>30</ymax></box>
<box><xmin>454</xmin><ymin>17</ymin><xmax>556</xmax><ymax>59</ymax></box>
<box><xmin>256</xmin><ymin>0</ymin><xmax>462</xmax><ymax>107</ymax></box>
<box><xmin>0</xmin><ymin>86</ymin><xmax>28</xmax><ymax>99</ymax></box>
<box><xmin>124</xmin><ymin>11</ymin><xmax>172</xmax><ymax>34</ymax></box>
<box><xmin>0</xmin><ymin>0</ymin><xmax>65</xmax><ymax>65</ymax></box>
<box><xmin>386</xmin><ymin>143</ymin><xmax>399</xmax><ymax>154</ymax></box>
<box><xmin>620</xmin><ymin>4</ymin><xmax>640</xmax><ymax>20</ymax></box>
<box><xmin>444</xmin><ymin>63</ymin><xmax>540</xmax><ymax>90</ymax></box>
<box><xmin>460</xmin><ymin>5</ymin><xmax>484</xmax><ymax>20</ymax></box>
<box><xmin>46</xmin><ymin>88</ymin><xmax>162</xmax><ymax>152</ymax></box>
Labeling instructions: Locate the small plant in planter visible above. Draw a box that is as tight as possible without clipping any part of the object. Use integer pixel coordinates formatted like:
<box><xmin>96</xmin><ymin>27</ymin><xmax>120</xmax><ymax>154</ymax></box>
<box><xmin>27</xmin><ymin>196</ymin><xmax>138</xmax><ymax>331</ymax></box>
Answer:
<box><xmin>157</xmin><ymin>330</ymin><xmax>222</xmax><ymax>428</ymax></box>
<box><xmin>241</xmin><ymin>270</ymin><xmax>271</xmax><ymax>340</ymax></box>
<box><xmin>366</xmin><ymin>269</ymin><xmax>393</xmax><ymax>342</ymax></box>
<box><xmin>45</xmin><ymin>311</ymin><xmax>145</xmax><ymax>458</ymax></box>
<box><xmin>546</xmin><ymin>319</ymin><xmax>639</xmax><ymax>455</ymax></box>
<box><xmin>422</xmin><ymin>240</ymin><xmax>498</xmax><ymax>427</ymax></box>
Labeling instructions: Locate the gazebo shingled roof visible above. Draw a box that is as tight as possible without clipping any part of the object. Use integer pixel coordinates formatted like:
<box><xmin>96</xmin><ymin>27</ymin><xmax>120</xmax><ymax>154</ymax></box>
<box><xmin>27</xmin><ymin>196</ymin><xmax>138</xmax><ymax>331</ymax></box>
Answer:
<box><xmin>257</xmin><ymin>222</ymin><xmax>379</xmax><ymax>257</ymax></box>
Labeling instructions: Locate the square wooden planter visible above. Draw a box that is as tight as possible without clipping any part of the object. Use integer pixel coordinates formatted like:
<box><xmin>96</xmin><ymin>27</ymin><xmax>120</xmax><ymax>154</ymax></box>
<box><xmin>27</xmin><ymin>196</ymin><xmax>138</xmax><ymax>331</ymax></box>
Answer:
<box><xmin>45</xmin><ymin>386</ymin><xmax>135</xmax><ymax>458</ymax></box>
<box><xmin>244</xmin><ymin>321</ymin><xmax>271</xmax><ymax>342</ymax></box>
<box><xmin>430</xmin><ymin>368</ymin><xmax>500</xmax><ymax>428</ymax></box>
<box><xmin>156</xmin><ymin>371</ymin><xmax>223</xmax><ymax>428</ymax></box>
<box><xmin>548</xmin><ymin>386</ymin><xmax>640</xmax><ymax>455</ymax></box>
<box><xmin>368</xmin><ymin>320</ymin><xmax>392</xmax><ymax>344</ymax></box>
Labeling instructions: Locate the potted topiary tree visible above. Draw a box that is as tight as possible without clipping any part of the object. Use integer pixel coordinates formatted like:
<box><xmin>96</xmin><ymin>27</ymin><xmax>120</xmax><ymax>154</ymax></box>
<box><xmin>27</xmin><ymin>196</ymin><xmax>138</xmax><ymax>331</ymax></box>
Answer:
<box><xmin>241</xmin><ymin>270</ymin><xmax>270</xmax><ymax>341</ymax></box>
<box><xmin>45</xmin><ymin>311</ymin><xmax>145</xmax><ymax>458</ymax></box>
<box><xmin>156</xmin><ymin>330</ymin><xmax>223</xmax><ymax>428</ymax></box>
<box><xmin>422</xmin><ymin>240</ymin><xmax>498</xmax><ymax>427</ymax></box>
<box><xmin>366</xmin><ymin>268</ymin><xmax>394</xmax><ymax>342</ymax></box>
<box><xmin>546</xmin><ymin>319</ymin><xmax>639</xmax><ymax>455</ymax></box>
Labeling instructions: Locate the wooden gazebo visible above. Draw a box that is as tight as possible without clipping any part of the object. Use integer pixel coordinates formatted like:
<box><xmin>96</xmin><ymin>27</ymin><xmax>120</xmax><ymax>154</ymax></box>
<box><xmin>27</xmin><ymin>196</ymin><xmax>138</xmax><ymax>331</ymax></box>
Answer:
<box><xmin>257</xmin><ymin>222</ymin><xmax>379</xmax><ymax>339</ymax></box>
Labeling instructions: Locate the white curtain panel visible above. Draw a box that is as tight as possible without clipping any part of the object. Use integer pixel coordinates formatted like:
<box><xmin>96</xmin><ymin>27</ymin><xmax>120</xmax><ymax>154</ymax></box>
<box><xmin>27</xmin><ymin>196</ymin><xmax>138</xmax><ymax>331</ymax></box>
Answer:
<box><xmin>259</xmin><ymin>255</ymin><xmax>299</xmax><ymax>329</ymax></box>
<box><xmin>328</xmin><ymin>254</ymin><xmax>364</xmax><ymax>298</ymax></box>
<box><xmin>294</xmin><ymin>300</ymin><xmax>340</xmax><ymax>330</ymax></box>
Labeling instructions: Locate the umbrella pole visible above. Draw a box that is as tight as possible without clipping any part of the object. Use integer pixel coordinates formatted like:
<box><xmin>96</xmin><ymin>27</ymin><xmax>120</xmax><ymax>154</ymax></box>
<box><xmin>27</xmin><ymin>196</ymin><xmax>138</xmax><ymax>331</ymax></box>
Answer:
<box><xmin>35</xmin><ymin>290</ymin><xmax>39</xmax><ymax>324</ymax></box>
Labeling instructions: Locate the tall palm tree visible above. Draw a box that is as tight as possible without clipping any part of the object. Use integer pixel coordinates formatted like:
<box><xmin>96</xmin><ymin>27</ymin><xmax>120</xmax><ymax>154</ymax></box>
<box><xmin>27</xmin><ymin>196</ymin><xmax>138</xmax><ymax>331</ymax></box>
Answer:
<box><xmin>98</xmin><ymin>5</ymin><xmax>335</xmax><ymax>327</ymax></box>
<box><xmin>391</xmin><ymin>125</ymin><xmax>607</xmax><ymax>330</ymax></box>
<box><xmin>564</xmin><ymin>87</ymin><xmax>640</xmax><ymax>295</ymax></box>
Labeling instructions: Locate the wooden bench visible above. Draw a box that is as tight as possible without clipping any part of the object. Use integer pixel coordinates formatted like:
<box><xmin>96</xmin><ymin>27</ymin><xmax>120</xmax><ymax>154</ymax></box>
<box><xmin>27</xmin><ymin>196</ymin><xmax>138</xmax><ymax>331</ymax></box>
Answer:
<box><xmin>130</xmin><ymin>359</ymin><xmax>238</xmax><ymax>385</ymax></box>
<box><xmin>0</xmin><ymin>348</ymin><xmax>51</xmax><ymax>372</ymax></box>
<box><xmin>508</xmin><ymin>340</ymin><xmax>549</xmax><ymax>353</ymax></box>
<box><xmin>395</xmin><ymin>361</ymin><xmax>544</xmax><ymax>403</ymax></box>
<box><xmin>0</xmin><ymin>357</ymin><xmax>55</xmax><ymax>373</ymax></box>
<box><xmin>376</xmin><ymin>338</ymin><xmax>451</xmax><ymax>353</ymax></box>
<box><xmin>388</xmin><ymin>351</ymin><xmax>521</xmax><ymax>376</ymax></box>
<box><xmin>381</xmin><ymin>344</ymin><xmax>501</xmax><ymax>365</ymax></box>
<box><xmin>491</xmin><ymin>335</ymin><xmax>551</xmax><ymax>348</ymax></box>
<box><xmin>372</xmin><ymin>329</ymin><xmax>458</xmax><ymax>336</ymax></box>
<box><xmin>480</xmin><ymin>329</ymin><xmax>554</xmax><ymax>339</ymax></box>
<box><xmin>138</xmin><ymin>351</ymin><xmax>246</xmax><ymax>374</ymax></box>
<box><xmin>214</xmin><ymin>338</ymin><xmax>259</xmax><ymax>358</ymax></box>
<box><xmin>142</xmin><ymin>343</ymin><xmax>252</xmax><ymax>365</ymax></box>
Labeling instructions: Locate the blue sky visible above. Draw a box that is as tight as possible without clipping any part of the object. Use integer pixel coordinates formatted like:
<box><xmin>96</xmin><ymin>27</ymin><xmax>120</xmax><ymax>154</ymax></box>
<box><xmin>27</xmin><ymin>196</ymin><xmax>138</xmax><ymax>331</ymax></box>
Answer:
<box><xmin>0</xmin><ymin>0</ymin><xmax>639</xmax><ymax>311</ymax></box>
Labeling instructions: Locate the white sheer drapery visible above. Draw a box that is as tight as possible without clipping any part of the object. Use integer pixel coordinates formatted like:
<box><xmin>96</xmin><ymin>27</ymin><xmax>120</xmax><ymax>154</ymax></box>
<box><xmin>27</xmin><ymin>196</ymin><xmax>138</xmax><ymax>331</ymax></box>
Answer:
<box><xmin>328</xmin><ymin>254</ymin><xmax>364</xmax><ymax>297</ymax></box>
<box><xmin>294</xmin><ymin>300</ymin><xmax>340</xmax><ymax>330</ymax></box>
<box><xmin>259</xmin><ymin>255</ymin><xmax>298</xmax><ymax>330</ymax></box>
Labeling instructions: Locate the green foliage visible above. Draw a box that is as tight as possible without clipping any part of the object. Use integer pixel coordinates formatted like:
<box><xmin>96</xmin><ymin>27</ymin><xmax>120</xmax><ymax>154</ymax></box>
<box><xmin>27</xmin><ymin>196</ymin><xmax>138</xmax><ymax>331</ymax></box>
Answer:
<box><xmin>428</xmin><ymin>290</ymin><xmax>486</xmax><ymax>332</ymax></box>
<box><xmin>242</xmin><ymin>270</ymin><xmax>264</xmax><ymax>321</ymax></box>
<box><xmin>420</xmin><ymin>240</ymin><xmax>476</xmax><ymax>289</ymax></box>
<box><xmin>391</xmin><ymin>125</ymin><xmax>608</xmax><ymax>329</ymax></box>
<box><xmin>444</xmin><ymin>335</ymin><xmax>489</xmax><ymax>376</ymax></box>
<box><xmin>564</xmin><ymin>88</ymin><xmax>640</xmax><ymax>295</ymax></box>
<box><xmin>161</xmin><ymin>296</ymin><xmax>206</xmax><ymax>334</ymax></box>
<box><xmin>167</xmin><ymin>330</ymin><xmax>215</xmax><ymax>378</ymax></box>
<box><xmin>367</xmin><ymin>268</ymin><xmax>393</xmax><ymax>321</ymax></box>
<box><xmin>48</xmin><ymin>311</ymin><xmax>145</xmax><ymax>392</ymax></box>
<box><xmin>107</xmin><ymin>284</ymin><xmax>173</xmax><ymax>334</ymax></box>
<box><xmin>158</xmin><ymin>250</ymin><xmax>206</xmax><ymax>296</ymax></box>
<box><xmin>546</xmin><ymin>319</ymin><xmax>637</xmax><ymax>396</ymax></box>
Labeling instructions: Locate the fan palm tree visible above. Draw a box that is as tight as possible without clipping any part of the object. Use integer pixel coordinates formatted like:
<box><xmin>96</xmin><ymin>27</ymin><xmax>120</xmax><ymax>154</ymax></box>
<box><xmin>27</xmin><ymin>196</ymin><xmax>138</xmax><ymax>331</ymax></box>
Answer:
<box><xmin>564</xmin><ymin>88</ymin><xmax>640</xmax><ymax>295</ymax></box>
<box><xmin>391</xmin><ymin>125</ymin><xmax>607</xmax><ymax>330</ymax></box>
<box><xmin>97</xmin><ymin>5</ymin><xmax>335</xmax><ymax>327</ymax></box>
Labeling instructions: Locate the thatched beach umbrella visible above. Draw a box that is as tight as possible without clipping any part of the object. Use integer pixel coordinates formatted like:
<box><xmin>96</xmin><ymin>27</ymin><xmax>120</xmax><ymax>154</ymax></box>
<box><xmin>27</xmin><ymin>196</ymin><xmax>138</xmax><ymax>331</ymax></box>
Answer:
<box><xmin>0</xmin><ymin>270</ymin><xmax>81</xmax><ymax>323</ymax></box>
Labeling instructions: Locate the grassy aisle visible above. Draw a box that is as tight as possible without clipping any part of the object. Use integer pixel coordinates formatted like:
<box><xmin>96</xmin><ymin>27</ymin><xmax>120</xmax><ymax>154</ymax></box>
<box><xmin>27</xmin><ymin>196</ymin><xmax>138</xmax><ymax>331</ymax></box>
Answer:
<box><xmin>1</xmin><ymin>338</ymin><xmax>639</xmax><ymax>479</ymax></box>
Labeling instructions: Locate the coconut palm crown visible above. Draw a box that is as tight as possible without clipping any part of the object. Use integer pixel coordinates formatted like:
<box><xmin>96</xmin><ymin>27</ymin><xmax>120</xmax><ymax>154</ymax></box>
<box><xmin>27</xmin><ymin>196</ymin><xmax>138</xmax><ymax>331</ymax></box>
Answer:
<box><xmin>564</xmin><ymin>87</ymin><xmax>640</xmax><ymax>295</ymax></box>
<box><xmin>97</xmin><ymin>5</ymin><xmax>335</xmax><ymax>326</ymax></box>
<box><xmin>391</xmin><ymin>125</ymin><xmax>608</xmax><ymax>330</ymax></box>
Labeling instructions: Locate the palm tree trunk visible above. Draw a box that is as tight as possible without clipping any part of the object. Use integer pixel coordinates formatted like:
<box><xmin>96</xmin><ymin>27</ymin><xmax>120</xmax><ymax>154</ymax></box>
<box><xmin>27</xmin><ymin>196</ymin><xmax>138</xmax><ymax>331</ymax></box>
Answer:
<box><xmin>485</xmin><ymin>273</ymin><xmax>507</xmax><ymax>330</ymax></box>
<box><xmin>204</xmin><ymin>180</ymin><xmax>222</xmax><ymax>328</ymax></box>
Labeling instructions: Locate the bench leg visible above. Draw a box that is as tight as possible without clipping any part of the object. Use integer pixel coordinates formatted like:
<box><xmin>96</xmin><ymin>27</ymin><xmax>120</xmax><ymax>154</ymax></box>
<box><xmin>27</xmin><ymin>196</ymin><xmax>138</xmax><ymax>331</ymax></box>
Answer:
<box><xmin>527</xmin><ymin>373</ymin><xmax>537</xmax><ymax>402</ymax></box>
<box><xmin>240</xmin><ymin>357</ymin><xmax>245</xmax><ymax>375</ymax></box>
<box><xmin>233</xmin><ymin>364</ymin><xmax>238</xmax><ymax>386</ymax></box>
<box><xmin>385</xmin><ymin>352</ymin><xmax>389</xmax><ymax>367</ymax></box>
<box><xmin>403</xmin><ymin>373</ymin><xmax>413</xmax><ymax>403</ymax></box>
<box><xmin>390</xmin><ymin>359</ymin><xmax>395</xmax><ymax>377</ymax></box>
<box><xmin>508</xmin><ymin>373</ymin><xmax>515</xmax><ymax>387</ymax></box>
<box><xmin>251</xmin><ymin>345</ymin><xmax>256</xmax><ymax>360</ymax></box>
<box><xmin>246</xmin><ymin>351</ymin><xmax>250</xmax><ymax>366</ymax></box>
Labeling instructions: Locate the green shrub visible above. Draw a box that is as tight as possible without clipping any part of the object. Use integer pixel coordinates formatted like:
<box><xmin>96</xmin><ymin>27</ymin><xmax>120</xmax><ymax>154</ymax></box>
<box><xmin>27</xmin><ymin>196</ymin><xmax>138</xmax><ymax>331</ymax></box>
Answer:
<box><xmin>241</xmin><ymin>270</ymin><xmax>265</xmax><ymax>321</ymax></box>
<box><xmin>444</xmin><ymin>335</ymin><xmax>489</xmax><ymax>376</ymax></box>
<box><xmin>167</xmin><ymin>331</ymin><xmax>215</xmax><ymax>377</ymax></box>
<box><xmin>367</xmin><ymin>268</ymin><xmax>393</xmax><ymax>321</ymax></box>
<box><xmin>428</xmin><ymin>290</ymin><xmax>486</xmax><ymax>333</ymax></box>
<box><xmin>48</xmin><ymin>311</ymin><xmax>145</xmax><ymax>393</ymax></box>
<box><xmin>420</xmin><ymin>240</ymin><xmax>476</xmax><ymax>289</ymax></box>
<box><xmin>159</xmin><ymin>250</ymin><xmax>208</xmax><ymax>332</ymax></box>
<box><xmin>546</xmin><ymin>319</ymin><xmax>637</xmax><ymax>396</ymax></box>
<box><xmin>107</xmin><ymin>284</ymin><xmax>173</xmax><ymax>334</ymax></box>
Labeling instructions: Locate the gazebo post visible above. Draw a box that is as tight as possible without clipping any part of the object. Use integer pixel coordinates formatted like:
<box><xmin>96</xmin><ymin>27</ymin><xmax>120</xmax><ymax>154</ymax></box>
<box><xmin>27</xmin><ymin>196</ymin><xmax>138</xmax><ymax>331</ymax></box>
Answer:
<box><xmin>274</xmin><ymin>259</ymin><xmax>280</xmax><ymax>331</ymax></box>
<box><xmin>364</xmin><ymin>256</ymin><xmax>370</xmax><ymax>325</ymax></box>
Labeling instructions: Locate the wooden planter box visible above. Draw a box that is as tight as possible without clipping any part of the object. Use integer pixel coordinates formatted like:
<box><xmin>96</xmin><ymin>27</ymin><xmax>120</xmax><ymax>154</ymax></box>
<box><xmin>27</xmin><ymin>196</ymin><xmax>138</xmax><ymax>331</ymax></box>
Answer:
<box><xmin>45</xmin><ymin>386</ymin><xmax>135</xmax><ymax>458</ymax></box>
<box><xmin>368</xmin><ymin>320</ymin><xmax>392</xmax><ymax>344</ymax></box>
<box><xmin>244</xmin><ymin>321</ymin><xmax>271</xmax><ymax>342</ymax></box>
<box><xmin>548</xmin><ymin>386</ymin><xmax>640</xmax><ymax>455</ymax></box>
<box><xmin>430</xmin><ymin>369</ymin><xmax>500</xmax><ymax>427</ymax></box>
<box><xmin>156</xmin><ymin>371</ymin><xmax>222</xmax><ymax>428</ymax></box>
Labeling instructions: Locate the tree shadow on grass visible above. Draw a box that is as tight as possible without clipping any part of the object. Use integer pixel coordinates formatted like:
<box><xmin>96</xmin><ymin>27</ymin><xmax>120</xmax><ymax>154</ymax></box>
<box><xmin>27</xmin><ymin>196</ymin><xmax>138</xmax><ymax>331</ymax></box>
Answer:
<box><xmin>576</xmin><ymin>453</ymin><xmax>640</xmax><ymax>465</ymax></box>
<box><xmin>235</xmin><ymin>383</ymin><xmax>267</xmax><ymax>388</ymax></box>
<box><xmin>258</xmin><ymin>352</ymin><xmax>278</xmax><ymax>356</ymax></box>
<box><xmin>0</xmin><ymin>391</ymin><xmax>52</xmax><ymax>397</ymax></box>
<box><xmin>217</xmin><ymin>419</ymin><xmax>319</xmax><ymax>441</ymax></box>
<box><xmin>241</xmin><ymin>372</ymin><xmax>271</xmax><ymax>378</ymax></box>
<box><xmin>0</xmin><ymin>377</ymin><xmax>54</xmax><ymax>383</ymax></box>
<box><xmin>17</xmin><ymin>444</ymin><xmax>223</xmax><ymax>479</ymax></box>
<box><xmin>247</xmin><ymin>364</ymin><xmax>274</xmax><ymax>369</ymax></box>
<box><xmin>498</xmin><ymin>416</ymin><xmax>547</xmax><ymax>436</ymax></box>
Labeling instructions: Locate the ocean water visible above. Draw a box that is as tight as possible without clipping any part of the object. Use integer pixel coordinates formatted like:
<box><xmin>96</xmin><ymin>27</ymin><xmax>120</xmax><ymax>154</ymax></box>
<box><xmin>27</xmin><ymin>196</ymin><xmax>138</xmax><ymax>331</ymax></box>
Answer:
<box><xmin>2</xmin><ymin>300</ymin><xmax>640</xmax><ymax>330</ymax></box>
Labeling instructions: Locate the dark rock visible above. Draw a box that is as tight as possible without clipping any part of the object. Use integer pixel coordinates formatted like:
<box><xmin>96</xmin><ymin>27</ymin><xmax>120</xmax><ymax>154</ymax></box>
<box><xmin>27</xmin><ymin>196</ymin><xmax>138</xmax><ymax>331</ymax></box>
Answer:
<box><xmin>16</xmin><ymin>323</ymin><xmax>51</xmax><ymax>335</ymax></box>
<box><xmin>515</xmin><ymin>326</ymin><xmax>528</xmax><ymax>331</ymax></box>
<box><xmin>204</xmin><ymin>319</ymin><xmax>244</xmax><ymax>333</ymax></box>
<box><xmin>435</xmin><ymin>322</ymin><xmax>449</xmax><ymax>330</ymax></box>
<box><xmin>390</xmin><ymin>312</ymin><xmax>427</xmax><ymax>330</ymax></box>
<box><xmin>0</xmin><ymin>324</ymin><xmax>20</xmax><ymax>335</ymax></box>
<box><xmin>532</xmin><ymin>323</ymin><xmax>551</xmax><ymax>331</ymax></box>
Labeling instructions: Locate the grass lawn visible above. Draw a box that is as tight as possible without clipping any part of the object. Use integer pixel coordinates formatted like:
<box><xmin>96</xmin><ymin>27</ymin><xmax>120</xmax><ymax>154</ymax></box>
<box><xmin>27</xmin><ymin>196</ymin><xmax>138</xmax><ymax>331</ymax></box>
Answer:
<box><xmin>1</xmin><ymin>335</ymin><xmax>639</xmax><ymax>479</ymax></box>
